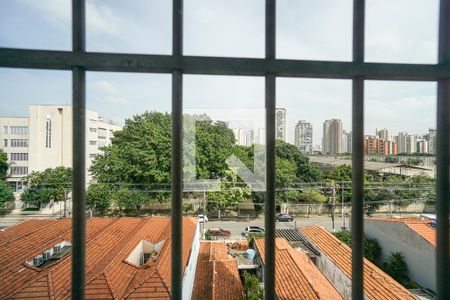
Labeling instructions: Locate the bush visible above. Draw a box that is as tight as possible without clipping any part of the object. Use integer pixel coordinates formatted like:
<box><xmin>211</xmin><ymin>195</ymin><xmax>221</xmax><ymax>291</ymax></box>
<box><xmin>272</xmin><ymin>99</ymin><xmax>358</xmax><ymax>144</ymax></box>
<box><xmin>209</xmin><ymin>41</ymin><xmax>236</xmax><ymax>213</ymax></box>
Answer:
<box><xmin>243</xmin><ymin>272</ymin><xmax>263</xmax><ymax>300</ymax></box>
<box><xmin>334</xmin><ymin>230</ymin><xmax>381</xmax><ymax>263</ymax></box>
<box><xmin>247</xmin><ymin>233</ymin><xmax>265</xmax><ymax>248</ymax></box>
<box><xmin>383</xmin><ymin>252</ymin><xmax>410</xmax><ymax>287</ymax></box>
<box><xmin>0</xmin><ymin>180</ymin><xmax>14</xmax><ymax>208</ymax></box>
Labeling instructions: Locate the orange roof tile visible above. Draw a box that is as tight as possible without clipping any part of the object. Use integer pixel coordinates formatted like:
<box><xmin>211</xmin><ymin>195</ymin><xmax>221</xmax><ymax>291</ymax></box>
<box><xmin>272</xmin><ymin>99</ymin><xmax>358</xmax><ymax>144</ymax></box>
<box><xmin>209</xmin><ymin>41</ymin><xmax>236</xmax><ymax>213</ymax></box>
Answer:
<box><xmin>368</xmin><ymin>218</ymin><xmax>438</xmax><ymax>246</ymax></box>
<box><xmin>299</xmin><ymin>226</ymin><xmax>418</xmax><ymax>300</ymax></box>
<box><xmin>254</xmin><ymin>237</ymin><xmax>342</xmax><ymax>300</ymax></box>
<box><xmin>2</xmin><ymin>216</ymin><xmax>198</xmax><ymax>299</ymax></box>
<box><xmin>192</xmin><ymin>242</ymin><xmax>243</xmax><ymax>300</ymax></box>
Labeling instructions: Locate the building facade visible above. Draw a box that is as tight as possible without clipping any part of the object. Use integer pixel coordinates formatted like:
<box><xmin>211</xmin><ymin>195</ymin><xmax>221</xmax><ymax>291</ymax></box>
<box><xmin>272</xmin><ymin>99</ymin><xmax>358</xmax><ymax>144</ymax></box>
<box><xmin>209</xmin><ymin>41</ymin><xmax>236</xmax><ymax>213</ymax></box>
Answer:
<box><xmin>396</xmin><ymin>132</ymin><xmax>408</xmax><ymax>154</ymax></box>
<box><xmin>275</xmin><ymin>108</ymin><xmax>288</xmax><ymax>142</ymax></box>
<box><xmin>0</xmin><ymin>105</ymin><xmax>121</xmax><ymax>189</ymax></box>
<box><xmin>322</xmin><ymin>119</ymin><xmax>343</xmax><ymax>155</ymax></box>
<box><xmin>294</xmin><ymin>120</ymin><xmax>313</xmax><ymax>154</ymax></box>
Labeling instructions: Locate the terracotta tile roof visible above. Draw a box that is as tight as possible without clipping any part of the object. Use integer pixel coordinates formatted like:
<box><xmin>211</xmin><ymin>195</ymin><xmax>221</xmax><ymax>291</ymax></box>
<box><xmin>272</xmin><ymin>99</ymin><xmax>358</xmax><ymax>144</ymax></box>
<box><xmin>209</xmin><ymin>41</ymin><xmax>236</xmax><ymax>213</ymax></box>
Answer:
<box><xmin>368</xmin><ymin>218</ymin><xmax>438</xmax><ymax>246</ymax></box>
<box><xmin>1</xmin><ymin>216</ymin><xmax>198</xmax><ymax>299</ymax></box>
<box><xmin>299</xmin><ymin>226</ymin><xmax>418</xmax><ymax>300</ymax></box>
<box><xmin>192</xmin><ymin>242</ymin><xmax>243</xmax><ymax>300</ymax></box>
<box><xmin>254</xmin><ymin>237</ymin><xmax>342</xmax><ymax>300</ymax></box>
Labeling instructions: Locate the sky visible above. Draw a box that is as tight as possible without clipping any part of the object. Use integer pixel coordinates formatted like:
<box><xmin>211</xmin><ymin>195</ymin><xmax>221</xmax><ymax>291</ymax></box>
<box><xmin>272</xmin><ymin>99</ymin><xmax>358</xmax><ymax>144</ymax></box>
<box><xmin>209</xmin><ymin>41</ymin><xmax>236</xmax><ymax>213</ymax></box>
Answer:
<box><xmin>0</xmin><ymin>0</ymin><xmax>440</xmax><ymax>147</ymax></box>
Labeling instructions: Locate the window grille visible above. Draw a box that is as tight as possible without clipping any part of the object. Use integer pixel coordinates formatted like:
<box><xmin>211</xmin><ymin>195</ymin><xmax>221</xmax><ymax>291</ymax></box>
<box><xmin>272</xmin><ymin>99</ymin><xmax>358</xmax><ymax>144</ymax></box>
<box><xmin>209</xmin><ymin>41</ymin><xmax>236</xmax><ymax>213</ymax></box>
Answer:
<box><xmin>0</xmin><ymin>1</ymin><xmax>449</xmax><ymax>299</ymax></box>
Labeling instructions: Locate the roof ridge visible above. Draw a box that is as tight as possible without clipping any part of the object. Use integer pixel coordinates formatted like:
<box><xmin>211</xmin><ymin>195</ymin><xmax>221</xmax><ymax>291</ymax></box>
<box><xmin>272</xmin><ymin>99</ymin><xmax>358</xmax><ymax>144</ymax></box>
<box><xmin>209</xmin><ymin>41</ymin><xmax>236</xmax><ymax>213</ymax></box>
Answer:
<box><xmin>211</xmin><ymin>260</ymin><xmax>217</xmax><ymax>300</ymax></box>
<box><xmin>5</xmin><ymin>272</ymin><xmax>50</xmax><ymax>299</ymax></box>
<box><xmin>155</xmin><ymin>267</ymin><xmax>172</xmax><ymax>297</ymax></box>
<box><xmin>103</xmin><ymin>271</ymin><xmax>118</xmax><ymax>299</ymax></box>
<box><xmin>48</xmin><ymin>271</ymin><xmax>55</xmax><ymax>300</ymax></box>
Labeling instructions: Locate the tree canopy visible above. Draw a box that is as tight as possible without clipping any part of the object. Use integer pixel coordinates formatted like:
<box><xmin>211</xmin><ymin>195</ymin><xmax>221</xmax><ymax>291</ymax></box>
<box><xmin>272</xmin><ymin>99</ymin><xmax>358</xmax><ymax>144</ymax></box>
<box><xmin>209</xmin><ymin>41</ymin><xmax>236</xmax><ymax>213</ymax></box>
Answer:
<box><xmin>0</xmin><ymin>149</ymin><xmax>8</xmax><ymax>180</ymax></box>
<box><xmin>0</xmin><ymin>180</ymin><xmax>14</xmax><ymax>208</ymax></box>
<box><xmin>21</xmin><ymin>167</ymin><xmax>72</xmax><ymax>207</ymax></box>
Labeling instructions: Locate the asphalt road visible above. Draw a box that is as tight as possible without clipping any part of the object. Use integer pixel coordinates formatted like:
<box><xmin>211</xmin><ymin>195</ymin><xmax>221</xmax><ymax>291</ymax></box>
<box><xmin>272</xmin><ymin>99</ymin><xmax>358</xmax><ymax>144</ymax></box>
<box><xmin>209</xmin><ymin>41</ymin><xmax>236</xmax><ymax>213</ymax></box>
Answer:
<box><xmin>204</xmin><ymin>216</ymin><xmax>349</xmax><ymax>239</ymax></box>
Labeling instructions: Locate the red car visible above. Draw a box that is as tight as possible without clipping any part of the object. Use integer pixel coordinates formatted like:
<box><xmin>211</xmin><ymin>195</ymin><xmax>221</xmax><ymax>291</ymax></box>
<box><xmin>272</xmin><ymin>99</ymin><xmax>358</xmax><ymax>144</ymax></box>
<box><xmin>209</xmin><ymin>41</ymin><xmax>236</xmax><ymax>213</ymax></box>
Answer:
<box><xmin>208</xmin><ymin>228</ymin><xmax>231</xmax><ymax>237</ymax></box>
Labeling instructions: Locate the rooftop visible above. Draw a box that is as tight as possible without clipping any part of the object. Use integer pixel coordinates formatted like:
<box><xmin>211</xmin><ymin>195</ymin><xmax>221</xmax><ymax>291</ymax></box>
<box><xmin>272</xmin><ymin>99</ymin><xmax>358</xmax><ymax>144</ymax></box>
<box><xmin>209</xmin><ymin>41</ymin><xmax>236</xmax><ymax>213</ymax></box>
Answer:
<box><xmin>368</xmin><ymin>217</ymin><xmax>438</xmax><ymax>247</ymax></box>
<box><xmin>192</xmin><ymin>242</ymin><xmax>243</xmax><ymax>300</ymax></box>
<box><xmin>254</xmin><ymin>237</ymin><xmax>342</xmax><ymax>300</ymax></box>
<box><xmin>299</xmin><ymin>226</ymin><xmax>417</xmax><ymax>300</ymax></box>
<box><xmin>0</xmin><ymin>217</ymin><xmax>197</xmax><ymax>299</ymax></box>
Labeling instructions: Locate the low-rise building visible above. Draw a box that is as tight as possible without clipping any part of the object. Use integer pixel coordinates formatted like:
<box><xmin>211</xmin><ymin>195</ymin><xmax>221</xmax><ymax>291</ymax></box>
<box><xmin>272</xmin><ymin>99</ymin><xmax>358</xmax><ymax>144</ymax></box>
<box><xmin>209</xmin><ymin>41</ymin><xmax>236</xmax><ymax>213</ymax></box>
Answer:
<box><xmin>192</xmin><ymin>241</ymin><xmax>243</xmax><ymax>300</ymax></box>
<box><xmin>0</xmin><ymin>104</ymin><xmax>122</xmax><ymax>191</ymax></box>
<box><xmin>299</xmin><ymin>226</ymin><xmax>417</xmax><ymax>300</ymax></box>
<box><xmin>0</xmin><ymin>216</ymin><xmax>200</xmax><ymax>299</ymax></box>
<box><xmin>365</xmin><ymin>218</ymin><xmax>438</xmax><ymax>293</ymax></box>
<box><xmin>254</xmin><ymin>237</ymin><xmax>342</xmax><ymax>300</ymax></box>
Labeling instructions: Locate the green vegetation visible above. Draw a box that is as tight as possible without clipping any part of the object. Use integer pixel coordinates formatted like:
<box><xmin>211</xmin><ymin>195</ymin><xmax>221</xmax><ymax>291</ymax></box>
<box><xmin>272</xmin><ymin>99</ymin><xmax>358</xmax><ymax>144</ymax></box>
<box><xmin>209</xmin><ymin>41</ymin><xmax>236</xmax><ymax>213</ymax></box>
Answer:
<box><xmin>243</xmin><ymin>272</ymin><xmax>263</xmax><ymax>300</ymax></box>
<box><xmin>334</xmin><ymin>230</ymin><xmax>381</xmax><ymax>263</ymax></box>
<box><xmin>383</xmin><ymin>252</ymin><xmax>412</xmax><ymax>287</ymax></box>
<box><xmin>0</xmin><ymin>180</ymin><xmax>14</xmax><ymax>208</ymax></box>
<box><xmin>0</xmin><ymin>149</ymin><xmax>8</xmax><ymax>180</ymax></box>
<box><xmin>86</xmin><ymin>183</ymin><xmax>112</xmax><ymax>215</ymax></box>
<box><xmin>247</xmin><ymin>233</ymin><xmax>265</xmax><ymax>248</ymax></box>
<box><xmin>20</xmin><ymin>167</ymin><xmax>72</xmax><ymax>207</ymax></box>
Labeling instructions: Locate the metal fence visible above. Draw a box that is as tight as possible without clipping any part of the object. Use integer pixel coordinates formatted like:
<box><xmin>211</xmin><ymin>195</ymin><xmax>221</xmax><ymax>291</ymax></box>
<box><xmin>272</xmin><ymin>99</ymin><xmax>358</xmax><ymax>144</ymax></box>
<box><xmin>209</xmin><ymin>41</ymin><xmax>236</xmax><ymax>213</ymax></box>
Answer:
<box><xmin>0</xmin><ymin>0</ymin><xmax>449</xmax><ymax>299</ymax></box>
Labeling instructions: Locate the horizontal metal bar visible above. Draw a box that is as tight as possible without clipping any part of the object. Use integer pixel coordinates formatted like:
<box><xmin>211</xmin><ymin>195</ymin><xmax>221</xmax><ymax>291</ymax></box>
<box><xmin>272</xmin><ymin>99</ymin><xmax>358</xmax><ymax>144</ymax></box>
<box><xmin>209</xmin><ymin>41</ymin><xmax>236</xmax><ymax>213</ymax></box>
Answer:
<box><xmin>1</xmin><ymin>48</ymin><xmax>449</xmax><ymax>80</ymax></box>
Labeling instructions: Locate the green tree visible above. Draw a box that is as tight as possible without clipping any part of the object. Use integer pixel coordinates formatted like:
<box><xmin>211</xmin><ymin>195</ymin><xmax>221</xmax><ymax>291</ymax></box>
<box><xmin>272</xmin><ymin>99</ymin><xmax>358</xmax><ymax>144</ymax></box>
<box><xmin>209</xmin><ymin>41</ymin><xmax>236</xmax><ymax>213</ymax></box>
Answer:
<box><xmin>0</xmin><ymin>180</ymin><xmax>14</xmax><ymax>208</ymax></box>
<box><xmin>207</xmin><ymin>169</ymin><xmax>251</xmax><ymax>216</ymax></box>
<box><xmin>334</xmin><ymin>230</ymin><xmax>381</xmax><ymax>263</ymax></box>
<box><xmin>0</xmin><ymin>149</ymin><xmax>8</xmax><ymax>180</ymax></box>
<box><xmin>297</xmin><ymin>188</ymin><xmax>327</xmax><ymax>203</ymax></box>
<box><xmin>86</xmin><ymin>183</ymin><xmax>112</xmax><ymax>215</ymax></box>
<box><xmin>243</xmin><ymin>272</ymin><xmax>263</xmax><ymax>300</ymax></box>
<box><xmin>326</xmin><ymin>165</ymin><xmax>352</xmax><ymax>182</ymax></box>
<box><xmin>383</xmin><ymin>252</ymin><xmax>410</xmax><ymax>286</ymax></box>
<box><xmin>90</xmin><ymin>112</ymin><xmax>236</xmax><ymax>199</ymax></box>
<box><xmin>21</xmin><ymin>167</ymin><xmax>72</xmax><ymax>207</ymax></box>
<box><xmin>112</xmin><ymin>188</ymin><xmax>148</xmax><ymax>214</ymax></box>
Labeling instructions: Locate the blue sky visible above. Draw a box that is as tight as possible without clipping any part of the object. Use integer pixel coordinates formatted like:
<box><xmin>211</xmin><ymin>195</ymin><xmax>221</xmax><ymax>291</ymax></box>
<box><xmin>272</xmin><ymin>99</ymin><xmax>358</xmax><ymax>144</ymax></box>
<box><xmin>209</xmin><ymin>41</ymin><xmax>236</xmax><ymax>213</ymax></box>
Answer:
<box><xmin>0</xmin><ymin>0</ymin><xmax>439</xmax><ymax>146</ymax></box>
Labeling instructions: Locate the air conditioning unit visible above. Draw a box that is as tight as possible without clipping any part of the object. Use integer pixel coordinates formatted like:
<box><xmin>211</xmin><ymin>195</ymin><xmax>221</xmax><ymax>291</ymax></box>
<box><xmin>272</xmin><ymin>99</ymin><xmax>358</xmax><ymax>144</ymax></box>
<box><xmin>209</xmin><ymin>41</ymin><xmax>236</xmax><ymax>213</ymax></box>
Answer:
<box><xmin>53</xmin><ymin>244</ymin><xmax>62</xmax><ymax>253</ymax></box>
<box><xmin>33</xmin><ymin>255</ymin><xmax>43</xmax><ymax>266</ymax></box>
<box><xmin>43</xmin><ymin>250</ymin><xmax>52</xmax><ymax>260</ymax></box>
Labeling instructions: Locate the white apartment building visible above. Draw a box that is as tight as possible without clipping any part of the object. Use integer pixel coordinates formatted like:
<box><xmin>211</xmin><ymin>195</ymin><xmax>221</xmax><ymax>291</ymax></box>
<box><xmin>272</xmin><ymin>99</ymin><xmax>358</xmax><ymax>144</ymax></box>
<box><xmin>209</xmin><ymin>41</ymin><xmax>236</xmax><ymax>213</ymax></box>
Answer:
<box><xmin>275</xmin><ymin>108</ymin><xmax>288</xmax><ymax>142</ymax></box>
<box><xmin>0</xmin><ymin>105</ymin><xmax>122</xmax><ymax>190</ymax></box>
<box><xmin>294</xmin><ymin>120</ymin><xmax>313</xmax><ymax>154</ymax></box>
<box><xmin>396</xmin><ymin>132</ymin><xmax>408</xmax><ymax>154</ymax></box>
<box><xmin>232</xmin><ymin>128</ymin><xmax>255</xmax><ymax>146</ymax></box>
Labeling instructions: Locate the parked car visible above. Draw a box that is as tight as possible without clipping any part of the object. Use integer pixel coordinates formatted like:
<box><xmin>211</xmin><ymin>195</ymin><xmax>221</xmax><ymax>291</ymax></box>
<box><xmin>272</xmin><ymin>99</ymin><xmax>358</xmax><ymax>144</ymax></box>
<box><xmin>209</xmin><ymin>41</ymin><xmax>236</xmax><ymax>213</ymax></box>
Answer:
<box><xmin>244</xmin><ymin>226</ymin><xmax>265</xmax><ymax>236</ymax></box>
<box><xmin>276</xmin><ymin>214</ymin><xmax>294</xmax><ymax>222</ymax></box>
<box><xmin>198</xmin><ymin>214</ymin><xmax>208</xmax><ymax>223</ymax></box>
<box><xmin>207</xmin><ymin>228</ymin><xmax>231</xmax><ymax>238</ymax></box>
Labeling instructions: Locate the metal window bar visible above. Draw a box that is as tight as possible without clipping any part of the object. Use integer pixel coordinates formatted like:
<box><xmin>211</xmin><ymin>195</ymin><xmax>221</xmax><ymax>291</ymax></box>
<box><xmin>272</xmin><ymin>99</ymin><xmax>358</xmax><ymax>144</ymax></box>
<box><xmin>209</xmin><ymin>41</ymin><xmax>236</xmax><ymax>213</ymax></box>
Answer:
<box><xmin>0</xmin><ymin>0</ymin><xmax>448</xmax><ymax>299</ymax></box>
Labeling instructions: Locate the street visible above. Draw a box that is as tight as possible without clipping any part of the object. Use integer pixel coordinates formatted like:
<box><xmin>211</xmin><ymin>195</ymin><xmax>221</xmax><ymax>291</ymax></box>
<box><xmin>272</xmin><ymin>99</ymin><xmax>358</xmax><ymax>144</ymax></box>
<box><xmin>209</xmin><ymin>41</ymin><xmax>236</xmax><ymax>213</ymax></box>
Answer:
<box><xmin>204</xmin><ymin>216</ymin><xmax>349</xmax><ymax>239</ymax></box>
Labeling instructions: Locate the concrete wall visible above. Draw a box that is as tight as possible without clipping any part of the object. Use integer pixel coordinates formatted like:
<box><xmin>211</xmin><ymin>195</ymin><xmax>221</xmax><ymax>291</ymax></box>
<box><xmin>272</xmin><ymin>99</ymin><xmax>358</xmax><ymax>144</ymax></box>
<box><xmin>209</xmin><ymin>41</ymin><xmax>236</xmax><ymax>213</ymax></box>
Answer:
<box><xmin>315</xmin><ymin>254</ymin><xmax>354</xmax><ymax>300</ymax></box>
<box><xmin>364</xmin><ymin>220</ymin><xmax>436</xmax><ymax>292</ymax></box>
<box><xmin>182</xmin><ymin>222</ymin><xmax>200</xmax><ymax>300</ymax></box>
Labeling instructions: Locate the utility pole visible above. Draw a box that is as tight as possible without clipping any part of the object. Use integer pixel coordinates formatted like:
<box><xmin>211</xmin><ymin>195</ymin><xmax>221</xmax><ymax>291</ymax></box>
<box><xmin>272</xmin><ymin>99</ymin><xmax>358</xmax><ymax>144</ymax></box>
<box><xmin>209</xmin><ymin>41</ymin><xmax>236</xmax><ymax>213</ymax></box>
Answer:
<box><xmin>63</xmin><ymin>189</ymin><xmax>67</xmax><ymax>218</ymax></box>
<box><xmin>331</xmin><ymin>184</ymin><xmax>336</xmax><ymax>232</ymax></box>
<box><xmin>342</xmin><ymin>181</ymin><xmax>346</xmax><ymax>229</ymax></box>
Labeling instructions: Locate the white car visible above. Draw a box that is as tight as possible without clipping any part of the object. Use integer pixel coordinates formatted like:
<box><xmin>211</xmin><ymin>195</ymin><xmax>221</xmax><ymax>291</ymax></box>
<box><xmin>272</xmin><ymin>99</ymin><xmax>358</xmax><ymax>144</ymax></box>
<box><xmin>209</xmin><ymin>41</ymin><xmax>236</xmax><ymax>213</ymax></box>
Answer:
<box><xmin>198</xmin><ymin>214</ymin><xmax>208</xmax><ymax>223</ymax></box>
<box><xmin>244</xmin><ymin>226</ymin><xmax>265</xmax><ymax>236</ymax></box>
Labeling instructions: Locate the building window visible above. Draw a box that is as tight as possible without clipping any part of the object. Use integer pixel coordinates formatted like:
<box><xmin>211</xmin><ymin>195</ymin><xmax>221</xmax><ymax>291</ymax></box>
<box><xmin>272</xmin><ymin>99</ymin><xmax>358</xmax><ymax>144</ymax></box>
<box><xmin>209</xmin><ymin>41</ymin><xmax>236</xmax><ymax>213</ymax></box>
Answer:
<box><xmin>10</xmin><ymin>153</ymin><xmax>28</xmax><ymax>161</ymax></box>
<box><xmin>89</xmin><ymin>127</ymin><xmax>97</xmax><ymax>133</ymax></box>
<box><xmin>10</xmin><ymin>166</ymin><xmax>28</xmax><ymax>175</ymax></box>
<box><xmin>89</xmin><ymin>140</ymin><xmax>97</xmax><ymax>146</ymax></box>
<box><xmin>3</xmin><ymin>126</ymin><xmax>8</xmax><ymax>134</ymax></box>
<box><xmin>3</xmin><ymin>139</ymin><xmax>7</xmax><ymax>147</ymax></box>
<box><xmin>10</xmin><ymin>139</ymin><xmax>28</xmax><ymax>147</ymax></box>
<box><xmin>46</xmin><ymin>117</ymin><xmax>52</xmax><ymax>148</ymax></box>
<box><xmin>98</xmin><ymin>128</ymin><xmax>107</xmax><ymax>138</ymax></box>
<box><xmin>10</xmin><ymin>126</ymin><xmax>29</xmax><ymax>134</ymax></box>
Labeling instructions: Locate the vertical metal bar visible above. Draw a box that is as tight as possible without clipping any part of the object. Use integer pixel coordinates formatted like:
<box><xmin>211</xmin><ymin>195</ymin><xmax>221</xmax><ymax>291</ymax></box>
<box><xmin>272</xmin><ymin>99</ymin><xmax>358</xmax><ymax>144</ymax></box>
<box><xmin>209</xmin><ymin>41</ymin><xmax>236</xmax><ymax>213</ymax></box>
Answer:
<box><xmin>352</xmin><ymin>1</ymin><xmax>365</xmax><ymax>299</ymax></box>
<box><xmin>171</xmin><ymin>0</ymin><xmax>183</xmax><ymax>299</ymax></box>
<box><xmin>71</xmin><ymin>0</ymin><xmax>86</xmax><ymax>299</ymax></box>
<box><xmin>265</xmin><ymin>1</ymin><xmax>276</xmax><ymax>299</ymax></box>
<box><xmin>436</xmin><ymin>1</ymin><xmax>450</xmax><ymax>298</ymax></box>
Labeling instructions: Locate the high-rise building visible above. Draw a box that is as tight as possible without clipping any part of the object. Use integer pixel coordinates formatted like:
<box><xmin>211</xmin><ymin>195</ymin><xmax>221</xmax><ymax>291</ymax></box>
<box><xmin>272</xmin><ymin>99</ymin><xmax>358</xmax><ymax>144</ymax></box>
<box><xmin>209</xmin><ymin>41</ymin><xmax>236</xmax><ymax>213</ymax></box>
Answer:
<box><xmin>257</xmin><ymin>128</ymin><xmax>266</xmax><ymax>145</ymax></box>
<box><xmin>417</xmin><ymin>139</ymin><xmax>429</xmax><ymax>154</ymax></box>
<box><xmin>427</xmin><ymin>129</ymin><xmax>436</xmax><ymax>154</ymax></box>
<box><xmin>322</xmin><ymin>119</ymin><xmax>343</xmax><ymax>155</ymax></box>
<box><xmin>294</xmin><ymin>120</ymin><xmax>313</xmax><ymax>154</ymax></box>
<box><xmin>407</xmin><ymin>134</ymin><xmax>418</xmax><ymax>153</ymax></box>
<box><xmin>376</xmin><ymin>128</ymin><xmax>390</xmax><ymax>140</ymax></box>
<box><xmin>342</xmin><ymin>130</ymin><xmax>352</xmax><ymax>153</ymax></box>
<box><xmin>232</xmin><ymin>128</ymin><xmax>255</xmax><ymax>146</ymax></box>
<box><xmin>0</xmin><ymin>105</ymin><xmax>122</xmax><ymax>190</ymax></box>
<box><xmin>275</xmin><ymin>108</ymin><xmax>288</xmax><ymax>142</ymax></box>
<box><xmin>396</xmin><ymin>132</ymin><xmax>408</xmax><ymax>154</ymax></box>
